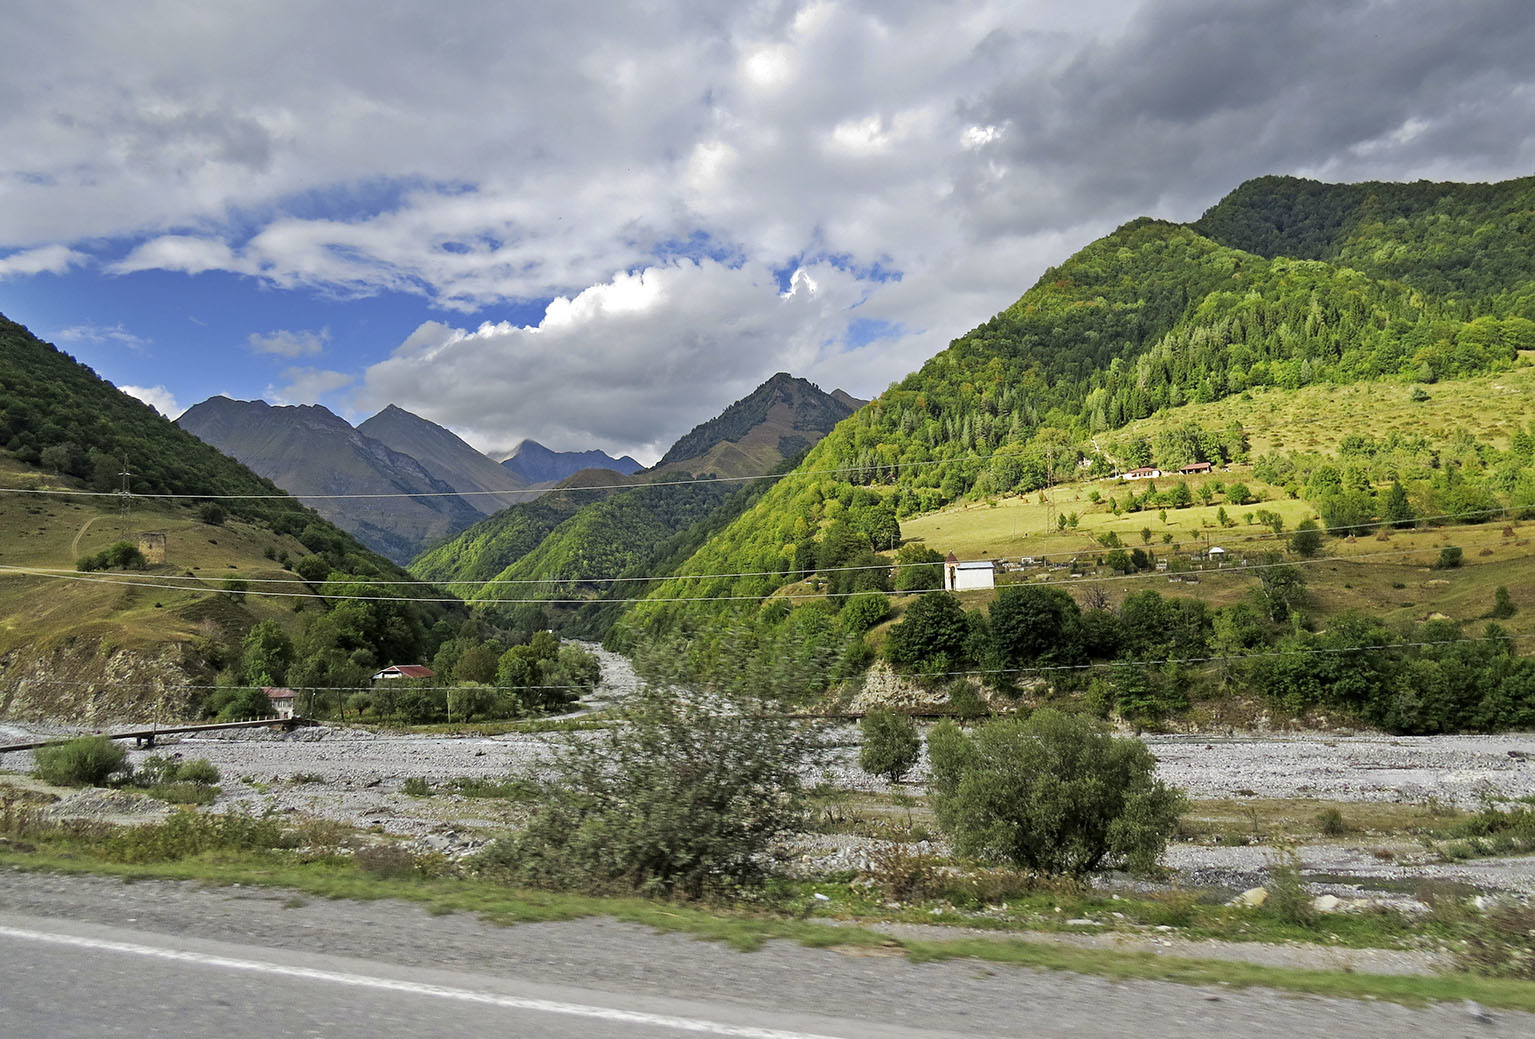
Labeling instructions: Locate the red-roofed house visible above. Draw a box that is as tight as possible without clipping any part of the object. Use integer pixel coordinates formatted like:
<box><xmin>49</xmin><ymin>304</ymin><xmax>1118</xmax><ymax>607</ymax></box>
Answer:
<box><xmin>371</xmin><ymin>664</ymin><xmax>436</xmax><ymax>683</ymax></box>
<box><xmin>264</xmin><ymin>687</ymin><xmax>297</xmax><ymax>720</ymax></box>
<box><xmin>1178</xmin><ymin>461</ymin><xmax>1213</xmax><ymax>475</ymax></box>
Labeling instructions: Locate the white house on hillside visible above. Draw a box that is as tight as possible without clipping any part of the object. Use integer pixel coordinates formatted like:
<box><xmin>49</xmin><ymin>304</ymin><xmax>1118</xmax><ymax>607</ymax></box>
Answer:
<box><xmin>945</xmin><ymin>553</ymin><xmax>996</xmax><ymax>592</ymax></box>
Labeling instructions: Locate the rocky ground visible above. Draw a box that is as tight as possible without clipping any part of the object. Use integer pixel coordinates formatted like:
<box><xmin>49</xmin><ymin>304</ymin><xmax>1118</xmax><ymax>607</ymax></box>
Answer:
<box><xmin>3</xmin><ymin>644</ymin><xmax>1533</xmax><ymax>903</ymax></box>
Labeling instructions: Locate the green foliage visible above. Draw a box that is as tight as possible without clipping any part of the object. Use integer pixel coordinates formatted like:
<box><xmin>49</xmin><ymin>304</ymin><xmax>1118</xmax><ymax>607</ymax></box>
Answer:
<box><xmin>216</xmin><ymin>687</ymin><xmax>275</xmax><ymax>721</ymax></box>
<box><xmin>840</xmin><ymin>591</ymin><xmax>891</xmax><ymax>634</ymax></box>
<box><xmin>1254</xmin><ymin>555</ymin><xmax>1308</xmax><ymax>623</ymax></box>
<box><xmin>34</xmin><ymin>736</ymin><xmax>128</xmax><ymax>787</ymax></box>
<box><xmin>102</xmin><ymin>808</ymin><xmax>286</xmax><ymax>864</ymax></box>
<box><xmin>197</xmin><ymin>502</ymin><xmax>227</xmax><ymax>525</ymax></box>
<box><xmin>478</xmin><ymin>688</ymin><xmax>815</xmax><ymax>898</ymax></box>
<box><xmin>241</xmin><ymin>619</ymin><xmax>295</xmax><ymax>686</ymax></box>
<box><xmin>76</xmin><ymin>540</ymin><xmax>146</xmax><ymax>572</ymax></box>
<box><xmin>885</xmin><ymin>592</ymin><xmax>971</xmax><ymax>675</ymax></box>
<box><xmin>858</xmin><ymin>709</ymin><xmax>921</xmax><ymax>783</ymax></box>
<box><xmin>987</xmin><ymin>585</ymin><xmax>1080</xmax><ymax>668</ymax></box>
<box><xmin>1491</xmin><ymin>586</ymin><xmax>1517</xmax><ymax>620</ymax></box>
<box><xmin>893</xmin><ymin>544</ymin><xmax>944</xmax><ymax>591</ymax></box>
<box><xmin>1289</xmin><ymin>519</ymin><xmax>1323</xmax><ymax>558</ymax></box>
<box><xmin>1436</xmin><ymin>546</ymin><xmax>1464</xmax><ymax>569</ymax></box>
<box><xmin>926</xmin><ymin>711</ymin><xmax>1187</xmax><ymax>876</ymax></box>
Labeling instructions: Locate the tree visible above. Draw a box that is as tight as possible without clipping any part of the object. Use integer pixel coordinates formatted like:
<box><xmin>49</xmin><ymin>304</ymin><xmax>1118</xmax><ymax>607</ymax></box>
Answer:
<box><xmin>241</xmin><ymin>619</ymin><xmax>295</xmax><ymax>686</ymax></box>
<box><xmin>885</xmin><ymin>592</ymin><xmax>971</xmax><ymax>674</ymax></box>
<box><xmin>988</xmin><ymin>585</ymin><xmax>1081</xmax><ymax>668</ymax></box>
<box><xmin>841</xmin><ymin>591</ymin><xmax>891</xmax><ymax>634</ymax></box>
<box><xmin>894</xmin><ymin>544</ymin><xmax>944</xmax><ymax>592</ymax></box>
<box><xmin>1254</xmin><ymin>555</ymin><xmax>1308</xmax><ymax>623</ymax></box>
<box><xmin>479</xmin><ymin>688</ymin><xmax>816</xmax><ymax>898</ymax></box>
<box><xmin>926</xmin><ymin>711</ymin><xmax>1186</xmax><ymax>876</ymax></box>
<box><xmin>859</xmin><ymin>709</ymin><xmax>921</xmax><ymax>783</ymax></box>
<box><xmin>1289</xmin><ymin>519</ymin><xmax>1323</xmax><ymax>558</ymax></box>
<box><xmin>1491</xmin><ymin>585</ymin><xmax>1517</xmax><ymax>620</ymax></box>
<box><xmin>1382</xmin><ymin>480</ymin><xmax>1414</xmax><ymax>528</ymax></box>
<box><xmin>1227</xmin><ymin>483</ymin><xmax>1253</xmax><ymax>506</ymax></box>
<box><xmin>218</xmin><ymin>687</ymin><xmax>275</xmax><ymax>721</ymax></box>
<box><xmin>1436</xmin><ymin>546</ymin><xmax>1464</xmax><ymax>569</ymax></box>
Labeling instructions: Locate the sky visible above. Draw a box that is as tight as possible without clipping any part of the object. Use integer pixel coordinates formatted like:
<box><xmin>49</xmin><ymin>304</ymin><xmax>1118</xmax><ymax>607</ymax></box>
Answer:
<box><xmin>2</xmin><ymin>1</ymin><xmax>1533</xmax><ymax>464</ymax></box>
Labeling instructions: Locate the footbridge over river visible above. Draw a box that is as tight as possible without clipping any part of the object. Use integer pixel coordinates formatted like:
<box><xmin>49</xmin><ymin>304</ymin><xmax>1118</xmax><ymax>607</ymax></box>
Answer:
<box><xmin>0</xmin><ymin>716</ymin><xmax>319</xmax><ymax>754</ymax></box>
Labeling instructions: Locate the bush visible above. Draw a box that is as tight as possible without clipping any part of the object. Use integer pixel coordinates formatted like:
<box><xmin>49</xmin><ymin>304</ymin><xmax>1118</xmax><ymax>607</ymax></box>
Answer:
<box><xmin>926</xmin><ymin>710</ymin><xmax>1186</xmax><ymax>876</ymax></box>
<box><xmin>1289</xmin><ymin>520</ymin><xmax>1323</xmax><ymax>558</ymax></box>
<box><xmin>841</xmin><ymin>592</ymin><xmax>891</xmax><ymax>634</ymax></box>
<box><xmin>478</xmin><ymin>687</ymin><xmax>817</xmax><ymax>898</ymax></box>
<box><xmin>1436</xmin><ymin>546</ymin><xmax>1464</xmax><ymax>569</ymax></box>
<box><xmin>34</xmin><ymin>736</ymin><xmax>128</xmax><ymax>787</ymax></box>
<box><xmin>859</xmin><ymin>709</ymin><xmax>920</xmax><ymax>783</ymax></box>
<box><xmin>76</xmin><ymin>540</ymin><xmax>146</xmax><ymax>572</ymax></box>
<box><xmin>1491</xmin><ymin>586</ymin><xmax>1517</xmax><ymax>619</ymax></box>
<box><xmin>1314</xmin><ymin>808</ymin><xmax>1348</xmax><ymax>836</ymax></box>
<box><xmin>197</xmin><ymin>502</ymin><xmax>227</xmax><ymax>525</ymax></box>
<box><xmin>103</xmin><ymin>808</ymin><xmax>285</xmax><ymax>863</ymax></box>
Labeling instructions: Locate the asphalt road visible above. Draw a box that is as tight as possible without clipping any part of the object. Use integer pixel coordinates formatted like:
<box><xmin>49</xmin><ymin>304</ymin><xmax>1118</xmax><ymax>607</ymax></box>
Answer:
<box><xmin>1</xmin><ymin>870</ymin><xmax>1530</xmax><ymax>1038</ymax></box>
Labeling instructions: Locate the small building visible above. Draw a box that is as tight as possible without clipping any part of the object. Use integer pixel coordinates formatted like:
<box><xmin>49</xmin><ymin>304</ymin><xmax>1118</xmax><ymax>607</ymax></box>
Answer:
<box><xmin>1178</xmin><ymin>462</ymin><xmax>1213</xmax><ymax>475</ymax></box>
<box><xmin>1208</xmin><ymin>546</ymin><xmax>1228</xmax><ymax>563</ymax></box>
<box><xmin>263</xmin><ymin>687</ymin><xmax>296</xmax><ymax>720</ymax></box>
<box><xmin>371</xmin><ymin>664</ymin><xmax>436</xmax><ymax>683</ymax></box>
<box><xmin>945</xmin><ymin>553</ymin><xmax>996</xmax><ymax>592</ymax></box>
<box><xmin>1123</xmin><ymin>467</ymin><xmax>1162</xmax><ymax>480</ymax></box>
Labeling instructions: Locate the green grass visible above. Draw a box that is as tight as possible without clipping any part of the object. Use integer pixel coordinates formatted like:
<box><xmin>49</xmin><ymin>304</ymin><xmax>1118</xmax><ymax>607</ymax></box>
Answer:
<box><xmin>3</xmin><ymin>845</ymin><xmax>1534</xmax><ymax>1012</ymax></box>
<box><xmin>1117</xmin><ymin>363</ymin><xmax>1535</xmax><ymax>458</ymax></box>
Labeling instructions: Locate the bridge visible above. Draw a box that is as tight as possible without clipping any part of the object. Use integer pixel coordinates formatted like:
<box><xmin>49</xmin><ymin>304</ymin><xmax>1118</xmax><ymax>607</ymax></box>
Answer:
<box><xmin>0</xmin><ymin>716</ymin><xmax>319</xmax><ymax>754</ymax></box>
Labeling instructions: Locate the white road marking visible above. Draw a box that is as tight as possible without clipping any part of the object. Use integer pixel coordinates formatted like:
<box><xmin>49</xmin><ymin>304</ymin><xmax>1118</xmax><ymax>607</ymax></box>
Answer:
<box><xmin>0</xmin><ymin>924</ymin><xmax>849</xmax><ymax>1039</ymax></box>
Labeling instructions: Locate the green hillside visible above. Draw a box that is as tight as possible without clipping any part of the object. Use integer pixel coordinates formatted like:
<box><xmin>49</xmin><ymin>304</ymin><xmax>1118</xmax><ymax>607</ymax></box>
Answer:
<box><xmin>615</xmin><ymin>175</ymin><xmax>1535</xmax><ymax>730</ymax></box>
<box><xmin>0</xmin><ymin>316</ymin><xmax>461</xmax><ymax>720</ymax></box>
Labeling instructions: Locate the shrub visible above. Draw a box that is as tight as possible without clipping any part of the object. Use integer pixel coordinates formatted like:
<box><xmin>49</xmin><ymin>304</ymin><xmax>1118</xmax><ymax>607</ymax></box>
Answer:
<box><xmin>478</xmin><ymin>687</ymin><xmax>817</xmax><ymax>898</ymax></box>
<box><xmin>34</xmin><ymin>736</ymin><xmax>128</xmax><ymax>787</ymax></box>
<box><xmin>1314</xmin><ymin>808</ymin><xmax>1348</xmax><ymax>836</ymax></box>
<box><xmin>103</xmin><ymin>808</ymin><xmax>286</xmax><ymax>863</ymax></box>
<box><xmin>1491</xmin><ymin>586</ymin><xmax>1517</xmax><ymax>619</ymax></box>
<box><xmin>859</xmin><ymin>709</ymin><xmax>920</xmax><ymax>783</ymax></box>
<box><xmin>76</xmin><ymin>540</ymin><xmax>146</xmax><ymax>572</ymax></box>
<box><xmin>176</xmin><ymin>758</ymin><xmax>221</xmax><ymax>785</ymax></box>
<box><xmin>841</xmin><ymin>592</ymin><xmax>891</xmax><ymax>634</ymax></box>
<box><xmin>1289</xmin><ymin>519</ymin><xmax>1323</xmax><ymax>558</ymax></box>
<box><xmin>1436</xmin><ymin>546</ymin><xmax>1464</xmax><ymax>569</ymax></box>
<box><xmin>926</xmin><ymin>710</ymin><xmax>1186</xmax><ymax>876</ymax></box>
<box><xmin>197</xmin><ymin>502</ymin><xmax>227</xmax><ymax>526</ymax></box>
<box><xmin>884</xmin><ymin>591</ymin><xmax>970</xmax><ymax>675</ymax></box>
<box><xmin>1265</xmin><ymin>852</ymin><xmax>1319</xmax><ymax>928</ymax></box>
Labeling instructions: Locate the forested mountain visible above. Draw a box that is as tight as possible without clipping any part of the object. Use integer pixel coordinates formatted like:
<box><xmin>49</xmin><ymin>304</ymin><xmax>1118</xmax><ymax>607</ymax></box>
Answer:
<box><xmin>410</xmin><ymin>372</ymin><xmax>858</xmax><ymax>628</ymax></box>
<box><xmin>616</xmin><ymin>175</ymin><xmax>1535</xmax><ymax>712</ymax></box>
<box><xmin>357</xmin><ymin>404</ymin><xmax>529</xmax><ymax>514</ymax></box>
<box><xmin>179</xmin><ymin>397</ymin><xmax>486</xmax><ymax>563</ymax></box>
<box><xmin>499</xmin><ymin>440</ymin><xmax>642</xmax><ymax>484</ymax></box>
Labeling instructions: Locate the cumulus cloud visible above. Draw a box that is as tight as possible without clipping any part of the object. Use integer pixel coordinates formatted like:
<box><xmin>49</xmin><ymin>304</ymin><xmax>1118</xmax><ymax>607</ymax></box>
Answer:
<box><xmin>357</xmin><ymin>258</ymin><xmax>881</xmax><ymax>461</ymax></box>
<box><xmin>6</xmin><ymin>1</ymin><xmax>1535</xmax><ymax>451</ymax></box>
<box><xmin>248</xmin><ymin>327</ymin><xmax>329</xmax><ymax>357</ymax></box>
<box><xmin>267</xmin><ymin>367</ymin><xmax>354</xmax><ymax>405</ymax></box>
<box><xmin>0</xmin><ymin>244</ymin><xmax>88</xmax><ymax>278</ymax></box>
<box><xmin>117</xmin><ymin>384</ymin><xmax>181</xmax><ymax>418</ymax></box>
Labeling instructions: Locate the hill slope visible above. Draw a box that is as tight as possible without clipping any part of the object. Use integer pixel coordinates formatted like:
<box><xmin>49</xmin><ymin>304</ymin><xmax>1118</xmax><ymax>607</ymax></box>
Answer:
<box><xmin>0</xmin><ymin>316</ymin><xmax>453</xmax><ymax>720</ymax></box>
<box><xmin>357</xmin><ymin>404</ymin><xmax>529</xmax><ymax>515</ymax></box>
<box><xmin>410</xmin><ymin>373</ymin><xmax>857</xmax><ymax>625</ymax></box>
<box><xmin>179</xmin><ymin>397</ymin><xmax>484</xmax><ymax>563</ymax></box>
<box><xmin>617</xmin><ymin>175</ymin><xmax>1535</xmax><ymax>693</ymax></box>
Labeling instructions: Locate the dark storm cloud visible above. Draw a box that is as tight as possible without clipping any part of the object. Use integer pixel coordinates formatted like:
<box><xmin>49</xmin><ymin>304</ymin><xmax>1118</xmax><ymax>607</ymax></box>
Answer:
<box><xmin>962</xmin><ymin>0</ymin><xmax>1535</xmax><ymax>234</ymax></box>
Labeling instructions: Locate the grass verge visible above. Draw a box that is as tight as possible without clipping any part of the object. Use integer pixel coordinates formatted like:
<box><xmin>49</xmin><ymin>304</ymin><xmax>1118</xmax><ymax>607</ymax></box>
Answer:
<box><xmin>2</xmin><ymin>839</ymin><xmax>1534</xmax><ymax>1013</ymax></box>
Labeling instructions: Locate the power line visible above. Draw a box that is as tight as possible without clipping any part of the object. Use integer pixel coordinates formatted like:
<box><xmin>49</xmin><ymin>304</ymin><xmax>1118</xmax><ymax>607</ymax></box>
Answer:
<box><xmin>0</xmin><ymin>541</ymin><xmax>1500</xmax><ymax>605</ymax></box>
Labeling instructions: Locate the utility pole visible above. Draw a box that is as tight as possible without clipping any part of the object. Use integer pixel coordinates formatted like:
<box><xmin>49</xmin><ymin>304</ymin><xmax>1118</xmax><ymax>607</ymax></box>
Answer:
<box><xmin>116</xmin><ymin>457</ymin><xmax>133</xmax><ymax>538</ymax></box>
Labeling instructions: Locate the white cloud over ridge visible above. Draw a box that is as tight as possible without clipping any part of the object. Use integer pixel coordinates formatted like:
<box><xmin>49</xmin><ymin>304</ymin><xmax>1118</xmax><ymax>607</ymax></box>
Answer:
<box><xmin>6</xmin><ymin>1</ymin><xmax>1535</xmax><ymax>454</ymax></box>
<box><xmin>118</xmin><ymin>384</ymin><xmax>181</xmax><ymax>419</ymax></box>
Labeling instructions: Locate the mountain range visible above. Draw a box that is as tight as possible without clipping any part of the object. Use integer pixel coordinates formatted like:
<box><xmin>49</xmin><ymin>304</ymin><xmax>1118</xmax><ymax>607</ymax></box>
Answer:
<box><xmin>499</xmin><ymin>440</ymin><xmax>642</xmax><ymax>485</ymax></box>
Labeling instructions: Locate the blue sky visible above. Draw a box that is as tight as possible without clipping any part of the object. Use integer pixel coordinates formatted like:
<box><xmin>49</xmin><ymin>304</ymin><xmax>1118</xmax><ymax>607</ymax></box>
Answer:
<box><xmin>3</xmin><ymin>1</ymin><xmax>1533</xmax><ymax>462</ymax></box>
